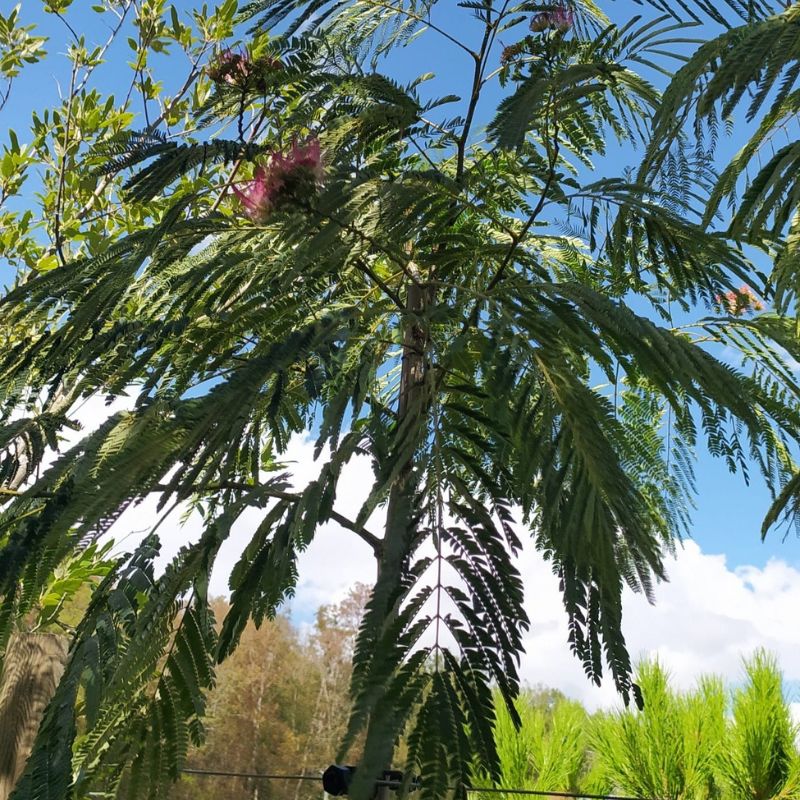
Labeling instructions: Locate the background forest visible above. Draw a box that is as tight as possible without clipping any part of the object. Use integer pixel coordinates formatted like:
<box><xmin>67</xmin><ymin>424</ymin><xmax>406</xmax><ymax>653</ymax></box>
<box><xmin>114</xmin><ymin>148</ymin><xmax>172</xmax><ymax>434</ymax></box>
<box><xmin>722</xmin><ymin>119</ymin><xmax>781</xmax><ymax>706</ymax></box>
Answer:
<box><xmin>173</xmin><ymin>587</ymin><xmax>366</xmax><ymax>800</ymax></box>
<box><xmin>174</xmin><ymin>587</ymin><xmax>800</xmax><ymax>800</ymax></box>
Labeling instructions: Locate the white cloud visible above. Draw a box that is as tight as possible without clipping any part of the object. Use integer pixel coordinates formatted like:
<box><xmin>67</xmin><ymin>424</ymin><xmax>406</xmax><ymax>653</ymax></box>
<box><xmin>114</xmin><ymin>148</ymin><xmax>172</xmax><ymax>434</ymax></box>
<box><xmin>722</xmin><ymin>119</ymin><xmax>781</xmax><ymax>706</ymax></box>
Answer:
<box><xmin>58</xmin><ymin>402</ymin><xmax>800</xmax><ymax>709</ymax></box>
<box><xmin>517</xmin><ymin>540</ymin><xmax>800</xmax><ymax>710</ymax></box>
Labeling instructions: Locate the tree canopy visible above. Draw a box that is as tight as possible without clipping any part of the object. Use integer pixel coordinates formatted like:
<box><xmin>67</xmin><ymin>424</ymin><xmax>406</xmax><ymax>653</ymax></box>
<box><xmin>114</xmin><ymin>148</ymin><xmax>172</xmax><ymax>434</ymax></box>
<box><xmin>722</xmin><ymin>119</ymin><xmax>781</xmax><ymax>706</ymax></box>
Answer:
<box><xmin>2</xmin><ymin>1</ymin><xmax>800</xmax><ymax>799</ymax></box>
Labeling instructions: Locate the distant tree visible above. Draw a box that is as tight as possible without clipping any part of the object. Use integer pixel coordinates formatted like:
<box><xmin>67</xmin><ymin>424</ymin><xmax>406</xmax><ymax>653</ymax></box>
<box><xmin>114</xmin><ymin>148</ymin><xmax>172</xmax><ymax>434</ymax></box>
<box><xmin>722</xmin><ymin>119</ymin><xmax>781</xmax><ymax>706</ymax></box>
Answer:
<box><xmin>174</xmin><ymin>604</ymin><xmax>317</xmax><ymax>800</ymax></box>
<box><xmin>299</xmin><ymin>584</ymin><xmax>371</xmax><ymax>776</ymax></box>
<box><xmin>172</xmin><ymin>586</ymin><xmax>368</xmax><ymax>800</ymax></box>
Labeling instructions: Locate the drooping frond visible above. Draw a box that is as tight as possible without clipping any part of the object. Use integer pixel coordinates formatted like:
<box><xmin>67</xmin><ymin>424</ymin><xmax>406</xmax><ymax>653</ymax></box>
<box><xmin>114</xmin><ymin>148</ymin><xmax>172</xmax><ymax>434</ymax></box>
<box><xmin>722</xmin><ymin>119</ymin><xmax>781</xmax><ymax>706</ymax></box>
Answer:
<box><xmin>11</xmin><ymin>531</ymin><xmax>219</xmax><ymax>800</ymax></box>
<box><xmin>645</xmin><ymin>6</ymin><xmax>800</xmax><ymax>262</ymax></box>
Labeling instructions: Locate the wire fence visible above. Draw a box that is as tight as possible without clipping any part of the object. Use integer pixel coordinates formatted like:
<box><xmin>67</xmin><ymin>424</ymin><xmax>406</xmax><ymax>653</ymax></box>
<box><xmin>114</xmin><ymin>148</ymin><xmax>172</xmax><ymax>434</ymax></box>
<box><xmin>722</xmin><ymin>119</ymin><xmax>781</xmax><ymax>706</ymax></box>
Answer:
<box><xmin>180</xmin><ymin>767</ymin><xmax>656</xmax><ymax>800</ymax></box>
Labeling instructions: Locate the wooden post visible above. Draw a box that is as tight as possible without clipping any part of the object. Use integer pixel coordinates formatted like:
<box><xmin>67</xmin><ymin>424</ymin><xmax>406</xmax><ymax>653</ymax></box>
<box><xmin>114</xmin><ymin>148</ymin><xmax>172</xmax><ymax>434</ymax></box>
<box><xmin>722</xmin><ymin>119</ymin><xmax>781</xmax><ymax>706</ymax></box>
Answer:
<box><xmin>0</xmin><ymin>633</ymin><xmax>69</xmax><ymax>800</ymax></box>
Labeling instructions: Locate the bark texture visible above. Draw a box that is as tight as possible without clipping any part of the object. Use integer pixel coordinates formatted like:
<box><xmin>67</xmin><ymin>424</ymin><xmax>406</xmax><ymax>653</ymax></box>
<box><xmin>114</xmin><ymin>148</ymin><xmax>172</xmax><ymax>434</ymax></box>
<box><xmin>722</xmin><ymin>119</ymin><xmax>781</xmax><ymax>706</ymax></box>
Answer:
<box><xmin>0</xmin><ymin>632</ymin><xmax>69</xmax><ymax>800</ymax></box>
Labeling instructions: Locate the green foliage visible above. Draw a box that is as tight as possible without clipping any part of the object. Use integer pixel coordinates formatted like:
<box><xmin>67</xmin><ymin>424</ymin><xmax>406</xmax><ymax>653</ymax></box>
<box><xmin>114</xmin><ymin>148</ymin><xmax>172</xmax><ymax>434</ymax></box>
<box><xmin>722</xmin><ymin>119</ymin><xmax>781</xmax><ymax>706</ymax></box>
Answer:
<box><xmin>591</xmin><ymin>661</ymin><xmax>726</xmax><ymax>800</ymax></box>
<box><xmin>169</xmin><ymin>626</ymin><xmax>800</xmax><ymax>800</ymax></box>
<box><xmin>490</xmin><ymin>691</ymin><xmax>591</xmax><ymax>796</ymax></box>
<box><xmin>172</xmin><ymin>591</ymin><xmax>365</xmax><ymax>800</ymax></box>
<box><xmin>720</xmin><ymin>651</ymin><xmax>800</xmax><ymax>800</ymax></box>
<box><xmin>3</xmin><ymin>1</ymin><xmax>800</xmax><ymax>799</ymax></box>
<box><xmin>639</xmin><ymin>1</ymin><xmax>800</xmax><ymax>525</ymax></box>
<box><xmin>30</xmin><ymin>540</ymin><xmax>114</xmax><ymax>632</ymax></box>
<box><xmin>13</xmin><ymin>532</ymin><xmax>220</xmax><ymax>800</ymax></box>
<box><xmin>476</xmin><ymin>654</ymin><xmax>800</xmax><ymax>800</ymax></box>
<box><xmin>0</xmin><ymin>6</ymin><xmax>46</xmax><ymax>85</ymax></box>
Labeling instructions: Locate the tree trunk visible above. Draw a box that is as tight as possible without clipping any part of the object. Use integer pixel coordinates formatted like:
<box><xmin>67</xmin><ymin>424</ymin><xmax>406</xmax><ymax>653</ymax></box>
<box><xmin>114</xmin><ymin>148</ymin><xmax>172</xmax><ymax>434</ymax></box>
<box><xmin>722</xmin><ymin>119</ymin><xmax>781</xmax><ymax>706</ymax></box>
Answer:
<box><xmin>360</xmin><ymin>266</ymin><xmax>432</xmax><ymax>785</ymax></box>
<box><xmin>376</xmin><ymin>268</ymin><xmax>432</xmax><ymax>589</ymax></box>
<box><xmin>0</xmin><ymin>633</ymin><xmax>69</xmax><ymax>800</ymax></box>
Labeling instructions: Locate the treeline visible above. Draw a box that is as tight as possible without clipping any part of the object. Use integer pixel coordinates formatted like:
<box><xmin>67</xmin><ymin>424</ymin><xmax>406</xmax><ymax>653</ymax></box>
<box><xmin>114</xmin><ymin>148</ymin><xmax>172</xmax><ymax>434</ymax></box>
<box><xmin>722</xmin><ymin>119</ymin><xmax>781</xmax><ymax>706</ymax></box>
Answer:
<box><xmin>174</xmin><ymin>593</ymin><xmax>797</xmax><ymax>800</ymax></box>
<box><xmin>172</xmin><ymin>587</ymin><xmax>368</xmax><ymax>800</ymax></box>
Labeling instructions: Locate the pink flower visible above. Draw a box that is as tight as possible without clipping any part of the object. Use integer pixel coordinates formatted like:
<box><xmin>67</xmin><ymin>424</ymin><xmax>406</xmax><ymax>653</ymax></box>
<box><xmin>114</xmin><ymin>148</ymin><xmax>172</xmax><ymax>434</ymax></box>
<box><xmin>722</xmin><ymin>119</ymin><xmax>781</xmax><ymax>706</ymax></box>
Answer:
<box><xmin>273</xmin><ymin>138</ymin><xmax>324</xmax><ymax>183</ymax></box>
<box><xmin>530</xmin><ymin>5</ymin><xmax>574</xmax><ymax>32</ymax></box>
<box><xmin>208</xmin><ymin>49</ymin><xmax>250</xmax><ymax>86</ymax></box>
<box><xmin>232</xmin><ymin>138</ymin><xmax>324</xmax><ymax>222</ymax></box>
<box><xmin>500</xmin><ymin>42</ymin><xmax>526</xmax><ymax>64</ymax></box>
<box><xmin>232</xmin><ymin>165</ymin><xmax>273</xmax><ymax>222</ymax></box>
<box><xmin>715</xmin><ymin>285</ymin><xmax>764</xmax><ymax>316</ymax></box>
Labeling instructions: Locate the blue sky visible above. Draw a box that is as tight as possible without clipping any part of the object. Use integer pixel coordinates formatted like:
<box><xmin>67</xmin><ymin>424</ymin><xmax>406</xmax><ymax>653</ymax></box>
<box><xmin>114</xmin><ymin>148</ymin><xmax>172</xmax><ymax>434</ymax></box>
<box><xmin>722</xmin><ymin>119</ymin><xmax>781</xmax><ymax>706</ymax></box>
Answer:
<box><xmin>7</xmin><ymin>0</ymin><xmax>797</xmax><ymax>575</ymax></box>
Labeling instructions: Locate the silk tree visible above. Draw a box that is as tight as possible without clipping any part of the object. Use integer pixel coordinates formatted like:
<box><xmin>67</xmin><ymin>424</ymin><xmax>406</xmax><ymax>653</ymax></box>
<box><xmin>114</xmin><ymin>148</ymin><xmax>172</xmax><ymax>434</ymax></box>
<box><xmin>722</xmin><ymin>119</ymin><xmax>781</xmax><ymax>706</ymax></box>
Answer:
<box><xmin>1</xmin><ymin>1</ymin><xmax>799</xmax><ymax>799</ymax></box>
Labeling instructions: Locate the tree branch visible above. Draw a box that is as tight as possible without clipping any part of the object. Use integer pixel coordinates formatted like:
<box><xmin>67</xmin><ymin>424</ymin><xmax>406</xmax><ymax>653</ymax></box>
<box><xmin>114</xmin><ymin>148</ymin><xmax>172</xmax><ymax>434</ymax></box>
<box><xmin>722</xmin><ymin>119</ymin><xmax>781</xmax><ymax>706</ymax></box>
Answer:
<box><xmin>356</xmin><ymin>258</ymin><xmax>404</xmax><ymax>309</ymax></box>
<box><xmin>53</xmin><ymin>62</ymin><xmax>78</xmax><ymax>268</ymax></box>
<box><xmin>74</xmin><ymin>1</ymin><xmax>135</xmax><ymax>95</ymax></box>
<box><xmin>151</xmin><ymin>481</ymin><xmax>383</xmax><ymax>555</ymax></box>
<box><xmin>75</xmin><ymin>47</ymin><xmax>210</xmax><ymax>225</ymax></box>
<box><xmin>456</xmin><ymin>0</ymin><xmax>511</xmax><ymax>184</ymax></box>
<box><xmin>487</xmin><ymin>116</ymin><xmax>561</xmax><ymax>292</ymax></box>
<box><xmin>210</xmin><ymin>109</ymin><xmax>269</xmax><ymax>214</ymax></box>
<box><xmin>361</xmin><ymin>0</ymin><xmax>476</xmax><ymax>56</ymax></box>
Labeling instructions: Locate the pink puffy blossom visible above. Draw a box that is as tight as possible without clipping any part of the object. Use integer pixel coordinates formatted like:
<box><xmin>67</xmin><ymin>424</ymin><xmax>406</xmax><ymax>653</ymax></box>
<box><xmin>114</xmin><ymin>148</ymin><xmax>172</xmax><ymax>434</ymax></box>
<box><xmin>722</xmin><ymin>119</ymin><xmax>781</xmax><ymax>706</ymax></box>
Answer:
<box><xmin>207</xmin><ymin>49</ymin><xmax>251</xmax><ymax>86</ymax></box>
<box><xmin>530</xmin><ymin>5</ymin><xmax>574</xmax><ymax>32</ymax></box>
<box><xmin>232</xmin><ymin>138</ymin><xmax>324</xmax><ymax>221</ymax></box>
<box><xmin>714</xmin><ymin>285</ymin><xmax>765</xmax><ymax>316</ymax></box>
<box><xmin>232</xmin><ymin>165</ymin><xmax>273</xmax><ymax>222</ymax></box>
<box><xmin>500</xmin><ymin>42</ymin><xmax>527</xmax><ymax>64</ymax></box>
<box><xmin>270</xmin><ymin>138</ymin><xmax>324</xmax><ymax>185</ymax></box>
